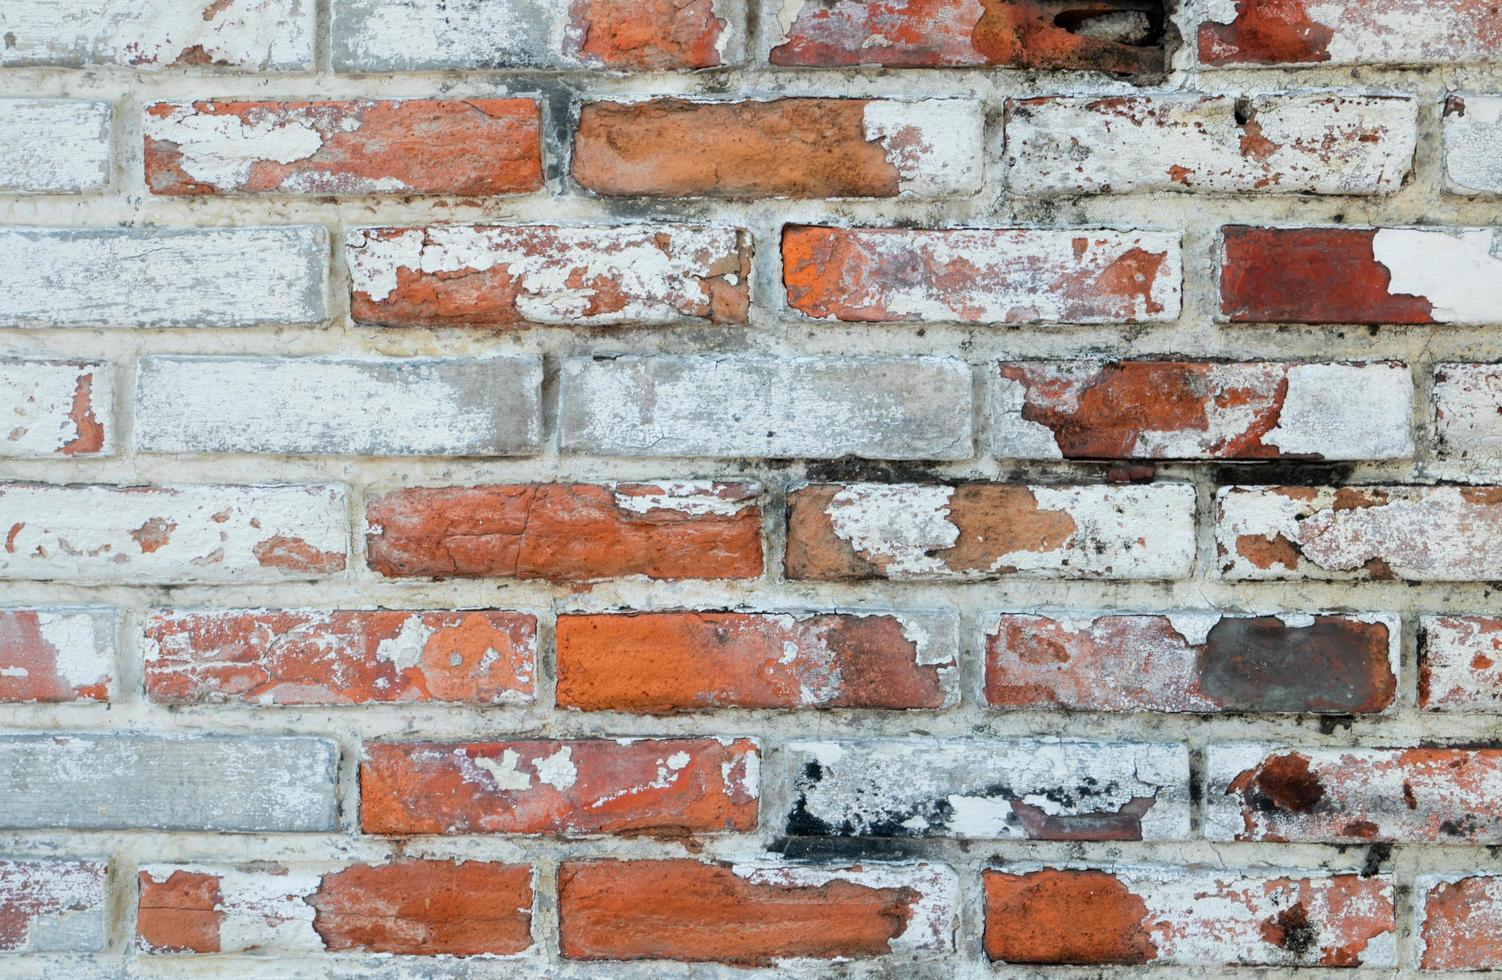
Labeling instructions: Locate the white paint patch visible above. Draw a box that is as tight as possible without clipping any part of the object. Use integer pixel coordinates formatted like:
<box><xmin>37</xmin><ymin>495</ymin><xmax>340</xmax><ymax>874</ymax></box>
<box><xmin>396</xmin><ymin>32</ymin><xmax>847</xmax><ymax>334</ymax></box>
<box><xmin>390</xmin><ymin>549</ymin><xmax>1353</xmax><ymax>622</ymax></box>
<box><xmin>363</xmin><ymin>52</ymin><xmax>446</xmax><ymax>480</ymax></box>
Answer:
<box><xmin>0</xmin><ymin>359</ymin><xmax>112</xmax><ymax>458</ymax></box>
<box><xmin>861</xmin><ymin>100</ymin><xmax>984</xmax><ymax>198</ymax></box>
<box><xmin>471</xmin><ymin>749</ymin><xmax>534</xmax><ymax>791</ymax></box>
<box><xmin>534</xmin><ymin>747</ymin><xmax>577</xmax><ymax>791</ymax></box>
<box><xmin>0</xmin><ymin>859</ymin><xmax>107</xmax><ymax>954</ymax></box>
<box><xmin>1263</xmin><ymin>363</ymin><xmax>1413</xmax><ymax>458</ymax></box>
<box><xmin>1444</xmin><ymin>94</ymin><xmax>1502</xmax><ymax>195</ymax></box>
<box><xmin>1419</xmin><ymin>616</ymin><xmax>1502</xmax><ymax>711</ymax></box>
<box><xmin>139</xmin><ymin>863</ymin><xmax>325</xmax><ymax>954</ymax></box>
<box><xmin>825</xmin><ymin>484</ymin><xmax>958</xmax><ymax>579</ymax></box>
<box><xmin>610</xmin><ymin>481</ymin><xmax>759</xmax><ymax>517</ymax></box>
<box><xmin>373</xmin><ymin>615</ymin><xmax>432</xmax><ymax>673</ymax></box>
<box><xmin>34</xmin><ymin>609</ymin><xmax>114</xmax><ymax>693</ymax></box>
<box><xmin>145</xmin><ymin>104</ymin><xmax>326</xmax><ymax>189</ymax></box>
<box><xmin>988</xmin><ymin>374</ymin><xmax>1065</xmax><ymax>459</ymax></box>
<box><xmin>330</xmin><ymin>0</ymin><xmax>562</xmax><ymax>71</ymax></box>
<box><xmin>1435</xmin><ymin>363</ymin><xmax>1502</xmax><ymax>461</ymax></box>
<box><xmin>0</xmin><ymin>100</ymin><xmax>111</xmax><ymax>193</ymax></box>
<box><xmin>1371</xmin><ymin>227</ymin><xmax>1502</xmax><ymax>323</ymax></box>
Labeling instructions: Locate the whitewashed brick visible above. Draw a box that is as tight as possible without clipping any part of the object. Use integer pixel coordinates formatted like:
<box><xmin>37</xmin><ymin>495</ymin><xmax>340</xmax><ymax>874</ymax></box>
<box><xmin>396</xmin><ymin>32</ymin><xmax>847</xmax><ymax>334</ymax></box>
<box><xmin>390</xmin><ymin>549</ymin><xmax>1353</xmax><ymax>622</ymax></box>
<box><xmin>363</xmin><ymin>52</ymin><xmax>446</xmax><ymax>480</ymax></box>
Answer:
<box><xmin>0</xmin><ymin>101</ymin><xmax>111</xmax><ymax>194</ymax></box>
<box><xmin>1445</xmin><ymin>94</ymin><xmax>1502</xmax><ymax>195</ymax></box>
<box><xmin>0</xmin><ymin>226</ymin><xmax>328</xmax><ymax>329</ymax></box>
<box><xmin>1195</xmin><ymin>0</ymin><xmax>1502</xmax><ymax>67</ymax></box>
<box><xmin>0</xmin><ymin>360</ymin><xmax>112</xmax><ymax>458</ymax></box>
<box><xmin>1435</xmin><ymin>364</ymin><xmax>1502</xmax><ymax>461</ymax></box>
<box><xmin>560</xmin><ymin>356</ymin><xmax>972</xmax><ymax>460</ymax></box>
<box><xmin>1420</xmin><ymin>616</ymin><xmax>1502</xmax><ymax>711</ymax></box>
<box><xmin>0</xmin><ymin>859</ymin><xmax>107</xmax><ymax>954</ymax></box>
<box><xmin>0</xmin><ymin>483</ymin><xmax>347</xmax><ymax>584</ymax></box>
<box><xmin>136</xmin><ymin>356</ymin><xmax>543</xmax><ymax>457</ymax></box>
<box><xmin>0</xmin><ymin>607</ymin><xmax>114</xmax><ymax>704</ymax></box>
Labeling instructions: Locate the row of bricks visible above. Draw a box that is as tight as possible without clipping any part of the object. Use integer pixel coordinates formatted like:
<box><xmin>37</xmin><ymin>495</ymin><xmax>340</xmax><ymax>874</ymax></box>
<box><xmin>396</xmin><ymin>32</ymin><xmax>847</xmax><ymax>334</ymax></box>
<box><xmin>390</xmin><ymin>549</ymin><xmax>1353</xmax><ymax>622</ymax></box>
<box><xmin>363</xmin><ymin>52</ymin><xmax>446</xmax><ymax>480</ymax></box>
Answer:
<box><xmin>7</xmin><ymin>223</ymin><xmax>1502</xmax><ymax>328</ymax></box>
<box><xmin>16</xmin><ymin>355</ymin><xmax>1501</xmax><ymax>461</ymax></box>
<box><xmin>13</xmin><ymin>91</ymin><xmax>1502</xmax><ymax>199</ymax></box>
<box><xmin>11</xmin><ymin>0</ymin><xmax>1502</xmax><ymax>75</ymax></box>
<box><xmin>7</xmin><ymin>606</ymin><xmax>1502</xmax><ymax>714</ymax></box>
<box><xmin>10</xmin><ymin>481</ymin><xmax>1502</xmax><ymax>583</ymax></box>
<box><xmin>1</xmin><ymin>734</ymin><xmax>1501</xmax><ymax>845</ymax></box>
<box><xmin>7</xmin><ymin>854</ymin><xmax>1496</xmax><ymax>970</ymax></box>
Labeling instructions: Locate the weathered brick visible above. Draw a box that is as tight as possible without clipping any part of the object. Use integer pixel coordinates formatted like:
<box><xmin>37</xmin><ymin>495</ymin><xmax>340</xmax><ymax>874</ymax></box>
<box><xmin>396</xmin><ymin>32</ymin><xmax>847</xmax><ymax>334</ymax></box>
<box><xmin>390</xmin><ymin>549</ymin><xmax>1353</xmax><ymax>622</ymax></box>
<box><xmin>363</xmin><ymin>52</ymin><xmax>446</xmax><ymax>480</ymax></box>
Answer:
<box><xmin>785</xmin><ymin>740</ymin><xmax>1189</xmax><ymax>840</ymax></box>
<box><xmin>0</xmin><ymin>359</ymin><xmax>112</xmax><ymax>458</ymax></box>
<box><xmin>0</xmin><ymin>483</ymin><xmax>347</xmax><ymax>584</ymax></box>
<box><xmin>986</xmin><ymin>612</ymin><xmax>1398</xmax><ymax>714</ymax></box>
<box><xmin>360</xmin><ymin>738</ymin><xmax>759</xmax><ymax>835</ymax></box>
<box><xmin>983</xmin><ymin>867</ymin><xmax>1395</xmax><ymax>967</ymax></box>
<box><xmin>767</xmin><ymin>0</ymin><xmax>1168</xmax><ymax>74</ymax></box>
<box><xmin>1418</xmin><ymin>874</ymin><xmax>1502</xmax><ymax>971</ymax></box>
<box><xmin>366</xmin><ymin>482</ymin><xmax>762</xmax><ymax>582</ymax></box>
<box><xmin>347</xmin><ymin>224</ymin><xmax>750</xmax><ymax>327</ymax></box>
<box><xmin>1195</xmin><ymin>0</ymin><xmax>1502</xmax><ymax>67</ymax></box>
<box><xmin>144</xmin><ymin>609</ymin><xmax>536</xmax><ymax>706</ymax></box>
<box><xmin>992</xmin><ymin>360</ymin><xmax>1412</xmax><ymax>460</ymax></box>
<box><xmin>0</xmin><ymin>608</ymin><xmax>114</xmax><ymax>704</ymax></box>
<box><xmin>331</xmin><ymin>0</ymin><xmax>738</xmax><ymax>71</ymax></box>
<box><xmin>0</xmin><ymin>859</ymin><xmax>107</xmax><ymax>954</ymax></box>
<box><xmin>137</xmin><ymin>860</ymin><xmax>532</xmax><ymax>955</ymax></box>
<box><xmin>783</xmin><ymin>226</ymin><xmax>1182</xmax><ymax>324</ymax></box>
<box><xmin>0</xmin><ymin>100</ymin><xmax>111</xmax><ymax>194</ymax></box>
<box><xmin>1444</xmin><ymin>94</ymin><xmax>1502</xmax><ymax>196</ymax></box>
<box><xmin>0</xmin><ymin>0</ymin><xmax>314</xmax><ymax>69</ymax></box>
<box><xmin>556</xmin><ymin>610</ymin><xmax>957</xmax><ymax>712</ymax></box>
<box><xmin>1434</xmin><ymin>363</ymin><xmax>1502</xmax><ymax>462</ymax></box>
<box><xmin>573</xmin><ymin>99</ymin><xmax>982</xmax><ymax>199</ymax></box>
<box><xmin>0</xmin><ymin>734</ymin><xmax>337</xmax><ymax>831</ymax></box>
<box><xmin>1420</xmin><ymin>616</ymin><xmax>1502</xmax><ymax>711</ymax></box>
<box><xmin>560</xmin><ymin>356</ymin><xmax>973</xmax><ymax>460</ymax></box>
<box><xmin>136</xmin><ymin>356</ymin><xmax>543</xmax><ymax>457</ymax></box>
<box><xmin>1007</xmin><ymin>94</ymin><xmax>1415</xmax><ymax>196</ymax></box>
<box><xmin>786</xmin><ymin>482</ymin><xmax>1195</xmax><ymax>581</ymax></box>
<box><xmin>1217</xmin><ymin>485</ymin><xmax>1502</xmax><ymax>581</ymax></box>
<box><xmin>145</xmin><ymin>99</ymin><xmax>543</xmax><ymax>197</ymax></box>
<box><xmin>0</xmin><ymin>226</ymin><xmax>328</xmax><ymax>329</ymax></box>
<box><xmin>1220</xmin><ymin>225</ymin><xmax>1502</xmax><ymax>325</ymax></box>
<box><xmin>1207</xmin><ymin>744</ymin><xmax>1502</xmax><ymax>843</ymax></box>
<box><xmin>559</xmin><ymin>860</ymin><xmax>955</xmax><ymax>964</ymax></box>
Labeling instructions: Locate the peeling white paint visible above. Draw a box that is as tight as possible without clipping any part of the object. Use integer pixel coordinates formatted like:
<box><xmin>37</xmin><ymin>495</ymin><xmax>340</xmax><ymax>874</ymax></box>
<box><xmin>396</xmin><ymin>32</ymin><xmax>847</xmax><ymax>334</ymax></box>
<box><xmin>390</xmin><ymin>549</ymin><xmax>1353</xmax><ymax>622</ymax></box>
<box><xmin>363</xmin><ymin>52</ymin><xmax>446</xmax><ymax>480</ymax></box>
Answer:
<box><xmin>0</xmin><ymin>100</ymin><xmax>112</xmax><ymax>194</ymax></box>
<box><xmin>1371</xmin><ymin>228</ymin><xmax>1502</xmax><ymax>323</ymax></box>
<box><xmin>1263</xmin><ymin>363</ymin><xmax>1413</xmax><ymax>458</ymax></box>
<box><xmin>610</xmin><ymin>481</ymin><xmax>759</xmax><ymax>518</ymax></box>
<box><xmin>1444</xmin><ymin>94</ymin><xmax>1502</xmax><ymax>195</ymax></box>
<box><xmin>0</xmin><ymin>859</ymin><xmax>107</xmax><ymax>954</ymax></box>
<box><xmin>1434</xmin><ymin>363</ymin><xmax>1502</xmax><ymax>461</ymax></box>
<box><xmin>145</xmin><ymin>105</ymin><xmax>327</xmax><ymax>189</ymax></box>
<box><xmin>861</xmin><ymin>100</ymin><xmax>983</xmax><ymax>198</ymax></box>
<box><xmin>0</xmin><ymin>359</ymin><xmax>112</xmax><ymax>458</ymax></box>
<box><xmin>1195</xmin><ymin>0</ymin><xmax>1502</xmax><ymax>66</ymax></box>
<box><xmin>1419</xmin><ymin>616</ymin><xmax>1502</xmax><ymax>711</ymax></box>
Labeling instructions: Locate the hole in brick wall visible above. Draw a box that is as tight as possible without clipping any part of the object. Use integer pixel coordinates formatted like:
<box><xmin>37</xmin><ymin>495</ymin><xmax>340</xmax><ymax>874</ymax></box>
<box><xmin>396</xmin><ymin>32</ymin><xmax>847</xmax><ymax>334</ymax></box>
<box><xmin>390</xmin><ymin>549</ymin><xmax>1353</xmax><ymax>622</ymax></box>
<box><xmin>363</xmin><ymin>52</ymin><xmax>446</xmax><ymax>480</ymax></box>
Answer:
<box><xmin>1037</xmin><ymin>0</ymin><xmax>1178</xmax><ymax>79</ymax></box>
<box><xmin>1052</xmin><ymin>2</ymin><xmax>1164</xmax><ymax>48</ymax></box>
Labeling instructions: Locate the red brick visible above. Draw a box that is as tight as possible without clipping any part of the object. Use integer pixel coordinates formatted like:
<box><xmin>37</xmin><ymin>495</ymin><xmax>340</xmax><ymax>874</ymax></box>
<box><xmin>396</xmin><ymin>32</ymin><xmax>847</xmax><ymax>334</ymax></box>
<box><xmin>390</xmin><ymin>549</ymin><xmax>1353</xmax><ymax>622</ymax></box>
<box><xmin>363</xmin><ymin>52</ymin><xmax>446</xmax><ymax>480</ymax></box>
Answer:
<box><xmin>555</xmin><ymin>611</ymin><xmax>956</xmax><ymax>712</ymax></box>
<box><xmin>360</xmin><ymin>738</ymin><xmax>759</xmax><ymax>835</ymax></box>
<box><xmin>985</xmin><ymin>613</ymin><xmax>1397</xmax><ymax>714</ymax></box>
<box><xmin>143</xmin><ymin>609</ymin><xmax>535</xmax><ymax>706</ymax></box>
<box><xmin>145</xmin><ymin>99</ymin><xmax>542</xmax><ymax>197</ymax></box>
<box><xmin>568</xmin><ymin>0</ymin><xmax>731</xmax><ymax>69</ymax></box>
<box><xmin>365</xmin><ymin>482</ymin><xmax>763</xmax><ymax>582</ymax></box>
<box><xmin>1198</xmin><ymin>0</ymin><xmax>1502</xmax><ymax>67</ymax></box>
<box><xmin>0</xmin><ymin>608</ymin><xmax>113</xmax><ymax>703</ymax></box>
<box><xmin>559</xmin><ymin>859</ymin><xmax>955</xmax><ymax>964</ymax></box>
<box><xmin>1419</xmin><ymin>875</ymin><xmax>1502</xmax><ymax>971</ymax></box>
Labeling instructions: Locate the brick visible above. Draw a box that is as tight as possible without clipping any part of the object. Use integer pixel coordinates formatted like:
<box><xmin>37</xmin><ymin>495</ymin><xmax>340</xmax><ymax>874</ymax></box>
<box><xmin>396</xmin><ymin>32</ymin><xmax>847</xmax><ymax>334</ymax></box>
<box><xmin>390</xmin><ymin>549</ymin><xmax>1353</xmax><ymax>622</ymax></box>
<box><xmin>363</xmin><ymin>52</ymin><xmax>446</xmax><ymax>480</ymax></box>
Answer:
<box><xmin>0</xmin><ymin>859</ymin><xmax>107</xmax><ymax>954</ymax></box>
<box><xmin>360</xmin><ymin>738</ymin><xmax>759</xmax><ymax>835</ymax></box>
<box><xmin>366</xmin><ymin>482</ymin><xmax>762</xmax><ymax>582</ymax></box>
<box><xmin>1434</xmin><ymin>363</ymin><xmax>1502</xmax><ymax>462</ymax></box>
<box><xmin>144</xmin><ymin>609</ymin><xmax>536</xmax><ymax>706</ymax></box>
<box><xmin>136</xmin><ymin>356</ymin><xmax>543</xmax><ymax>456</ymax></box>
<box><xmin>145</xmin><ymin>99</ymin><xmax>542</xmax><ymax>197</ymax></box>
<box><xmin>1418</xmin><ymin>874</ymin><xmax>1502</xmax><ymax>971</ymax></box>
<box><xmin>0</xmin><ymin>0</ymin><xmax>314</xmax><ymax>69</ymax></box>
<box><xmin>0</xmin><ymin>483</ymin><xmax>346</xmax><ymax>584</ymax></box>
<box><xmin>556</xmin><ymin>610</ymin><xmax>957</xmax><ymax>712</ymax></box>
<box><xmin>983</xmin><ymin>866</ymin><xmax>1395</xmax><ymax>967</ymax></box>
<box><xmin>1219</xmin><ymin>225</ymin><xmax>1502</xmax><ymax>325</ymax></box>
<box><xmin>0</xmin><ymin>226</ymin><xmax>328</xmax><ymax>329</ymax></box>
<box><xmin>783</xmin><ymin>226</ymin><xmax>1181</xmax><ymax>324</ymax></box>
<box><xmin>0</xmin><ymin>359</ymin><xmax>112</xmax><ymax>458</ymax></box>
<box><xmin>986</xmin><ymin>612</ymin><xmax>1398</xmax><ymax>714</ymax></box>
<box><xmin>559</xmin><ymin>356</ymin><xmax>973</xmax><ymax>460</ymax></box>
<box><xmin>1217</xmin><ymin>485</ymin><xmax>1502</xmax><ymax>581</ymax></box>
<box><xmin>573</xmin><ymin>99</ymin><xmax>982</xmax><ymax>199</ymax></box>
<box><xmin>785</xmin><ymin>740</ymin><xmax>1189</xmax><ymax>840</ymax></box>
<box><xmin>786</xmin><ymin>482</ymin><xmax>1195</xmax><ymax>582</ymax></box>
<box><xmin>992</xmin><ymin>360</ymin><xmax>1412</xmax><ymax>460</ymax></box>
<box><xmin>1420</xmin><ymin>616</ymin><xmax>1502</xmax><ymax>711</ymax></box>
<box><xmin>0</xmin><ymin>734</ymin><xmax>336</xmax><ymax>831</ymax></box>
<box><xmin>1207</xmin><ymin>744</ymin><xmax>1502</xmax><ymax>843</ymax></box>
<box><xmin>1005</xmin><ymin>94</ymin><xmax>1415</xmax><ymax>196</ymax></box>
<box><xmin>766</xmin><ymin>0</ymin><xmax>1168</xmax><ymax>75</ymax></box>
<box><xmin>137</xmin><ymin>860</ymin><xmax>532</xmax><ymax>955</ymax></box>
<box><xmin>331</xmin><ymin>0</ymin><xmax>738</xmax><ymax>71</ymax></box>
<box><xmin>0</xmin><ymin>608</ymin><xmax>114</xmax><ymax>704</ymax></box>
<box><xmin>347</xmin><ymin>224</ymin><xmax>749</xmax><ymax>328</ymax></box>
<box><xmin>0</xmin><ymin>100</ymin><xmax>111</xmax><ymax>194</ymax></box>
<box><xmin>559</xmin><ymin>859</ymin><xmax>955</xmax><ymax>964</ymax></box>
<box><xmin>1444</xmin><ymin>94</ymin><xmax>1502</xmax><ymax>196</ymax></box>
<box><xmin>1195</xmin><ymin>0</ymin><xmax>1502</xmax><ymax>67</ymax></box>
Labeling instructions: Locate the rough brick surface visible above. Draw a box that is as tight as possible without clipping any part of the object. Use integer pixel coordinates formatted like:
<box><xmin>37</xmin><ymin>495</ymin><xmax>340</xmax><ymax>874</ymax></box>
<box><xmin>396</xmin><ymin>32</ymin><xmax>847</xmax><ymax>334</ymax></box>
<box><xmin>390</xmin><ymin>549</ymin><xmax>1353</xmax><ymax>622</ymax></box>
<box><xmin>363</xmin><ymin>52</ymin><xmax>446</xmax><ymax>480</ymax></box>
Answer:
<box><xmin>1418</xmin><ymin>875</ymin><xmax>1502</xmax><ymax>971</ymax></box>
<box><xmin>983</xmin><ymin>867</ymin><xmax>1395</xmax><ymax>967</ymax></box>
<box><xmin>1194</xmin><ymin>0</ymin><xmax>1502</xmax><ymax>66</ymax></box>
<box><xmin>0</xmin><ymin>359</ymin><xmax>112</xmax><ymax>458</ymax></box>
<box><xmin>0</xmin><ymin>100</ymin><xmax>112</xmax><ymax>194</ymax></box>
<box><xmin>360</xmin><ymin>738</ymin><xmax>759</xmax><ymax>835</ymax></box>
<box><xmin>1419</xmin><ymin>616</ymin><xmax>1502</xmax><ymax>711</ymax></box>
<box><xmin>559</xmin><ymin>860</ymin><xmax>955</xmax><ymax>964</ymax></box>
<box><xmin>145</xmin><ymin>99</ymin><xmax>543</xmax><ymax>197</ymax></box>
<box><xmin>0</xmin><ymin>859</ymin><xmax>107</xmax><ymax>954</ymax></box>
<box><xmin>1433</xmin><ymin>363</ymin><xmax>1502</xmax><ymax>462</ymax></box>
<box><xmin>1444</xmin><ymin>94</ymin><xmax>1502</xmax><ymax>195</ymax></box>
<box><xmin>0</xmin><ymin>607</ymin><xmax>114</xmax><ymax>704</ymax></box>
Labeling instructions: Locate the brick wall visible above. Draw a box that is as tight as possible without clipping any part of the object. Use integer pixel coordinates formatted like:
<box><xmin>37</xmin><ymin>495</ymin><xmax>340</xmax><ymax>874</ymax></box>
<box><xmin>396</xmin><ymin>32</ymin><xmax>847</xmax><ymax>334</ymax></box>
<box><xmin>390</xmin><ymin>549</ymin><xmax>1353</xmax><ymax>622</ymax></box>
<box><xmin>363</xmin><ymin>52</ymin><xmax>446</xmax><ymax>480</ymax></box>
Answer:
<box><xmin>2</xmin><ymin>0</ymin><xmax>1502</xmax><ymax>975</ymax></box>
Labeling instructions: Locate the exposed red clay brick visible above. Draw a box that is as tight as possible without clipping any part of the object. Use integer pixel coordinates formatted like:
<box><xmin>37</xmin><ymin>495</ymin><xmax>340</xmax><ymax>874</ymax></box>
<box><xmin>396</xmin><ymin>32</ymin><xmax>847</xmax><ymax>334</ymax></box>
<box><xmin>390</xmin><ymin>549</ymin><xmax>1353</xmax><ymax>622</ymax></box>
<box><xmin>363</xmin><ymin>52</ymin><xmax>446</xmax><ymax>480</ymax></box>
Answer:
<box><xmin>364</xmin><ymin>483</ymin><xmax>763</xmax><ymax>582</ymax></box>
<box><xmin>567</xmin><ymin>0</ymin><xmax>727</xmax><ymax>69</ymax></box>
<box><xmin>0</xmin><ymin>610</ymin><xmax>110</xmax><ymax>703</ymax></box>
<box><xmin>984</xmin><ymin>870</ymin><xmax>1155</xmax><ymax>964</ymax></box>
<box><xmin>359</xmin><ymin>739</ymin><xmax>759</xmax><ymax>836</ymax></box>
<box><xmin>143</xmin><ymin>610</ymin><xmax>536</xmax><ymax>705</ymax></box>
<box><xmin>137</xmin><ymin>870</ymin><xmax>224</xmax><ymax>953</ymax></box>
<box><xmin>60</xmin><ymin>372</ymin><xmax>105</xmax><ymax>456</ymax></box>
<box><xmin>1198</xmin><ymin>0</ymin><xmax>1335</xmax><ymax>65</ymax></box>
<box><xmin>555</xmin><ymin>612</ymin><xmax>950</xmax><ymax>712</ymax></box>
<box><xmin>1420</xmin><ymin>876</ymin><xmax>1502</xmax><ymax>971</ymax></box>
